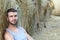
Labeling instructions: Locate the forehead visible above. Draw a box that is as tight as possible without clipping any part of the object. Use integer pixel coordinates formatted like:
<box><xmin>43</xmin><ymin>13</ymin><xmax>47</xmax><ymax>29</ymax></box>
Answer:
<box><xmin>8</xmin><ymin>12</ymin><xmax>17</xmax><ymax>16</ymax></box>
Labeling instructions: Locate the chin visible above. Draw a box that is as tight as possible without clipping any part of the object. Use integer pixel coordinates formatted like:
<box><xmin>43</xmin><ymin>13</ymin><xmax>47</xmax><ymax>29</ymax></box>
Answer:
<box><xmin>9</xmin><ymin>21</ymin><xmax>18</xmax><ymax>25</ymax></box>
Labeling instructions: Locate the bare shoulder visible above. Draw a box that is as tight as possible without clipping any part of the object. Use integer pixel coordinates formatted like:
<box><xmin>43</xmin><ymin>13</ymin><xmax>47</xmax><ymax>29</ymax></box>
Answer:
<box><xmin>4</xmin><ymin>31</ymin><xmax>10</xmax><ymax>37</ymax></box>
<box><xmin>4</xmin><ymin>31</ymin><xmax>14</xmax><ymax>40</ymax></box>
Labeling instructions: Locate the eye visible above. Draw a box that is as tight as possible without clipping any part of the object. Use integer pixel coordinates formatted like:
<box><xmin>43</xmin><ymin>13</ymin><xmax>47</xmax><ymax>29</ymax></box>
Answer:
<box><xmin>10</xmin><ymin>16</ymin><xmax>13</xmax><ymax>17</ymax></box>
<box><xmin>14</xmin><ymin>15</ymin><xmax>17</xmax><ymax>17</ymax></box>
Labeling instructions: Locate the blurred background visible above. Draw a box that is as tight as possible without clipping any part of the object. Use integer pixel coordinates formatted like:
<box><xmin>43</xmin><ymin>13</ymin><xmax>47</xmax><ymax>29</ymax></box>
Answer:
<box><xmin>0</xmin><ymin>0</ymin><xmax>60</xmax><ymax>40</ymax></box>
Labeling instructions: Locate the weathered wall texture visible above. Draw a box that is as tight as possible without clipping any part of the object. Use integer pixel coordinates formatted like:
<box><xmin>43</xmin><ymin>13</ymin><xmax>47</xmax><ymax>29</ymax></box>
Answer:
<box><xmin>0</xmin><ymin>0</ymin><xmax>54</xmax><ymax>40</ymax></box>
<box><xmin>52</xmin><ymin>0</ymin><xmax>60</xmax><ymax>16</ymax></box>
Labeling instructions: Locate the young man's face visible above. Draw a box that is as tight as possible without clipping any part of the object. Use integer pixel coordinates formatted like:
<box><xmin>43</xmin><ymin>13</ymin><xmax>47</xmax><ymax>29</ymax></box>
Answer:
<box><xmin>7</xmin><ymin>12</ymin><xmax>18</xmax><ymax>25</ymax></box>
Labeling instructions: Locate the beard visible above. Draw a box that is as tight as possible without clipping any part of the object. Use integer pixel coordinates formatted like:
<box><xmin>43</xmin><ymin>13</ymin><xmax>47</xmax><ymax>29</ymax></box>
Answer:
<box><xmin>8</xmin><ymin>20</ymin><xmax>18</xmax><ymax>26</ymax></box>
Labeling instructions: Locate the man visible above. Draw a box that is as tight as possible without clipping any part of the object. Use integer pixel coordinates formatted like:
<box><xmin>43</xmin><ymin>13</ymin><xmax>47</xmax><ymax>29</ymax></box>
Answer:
<box><xmin>4</xmin><ymin>8</ymin><xmax>34</xmax><ymax>40</ymax></box>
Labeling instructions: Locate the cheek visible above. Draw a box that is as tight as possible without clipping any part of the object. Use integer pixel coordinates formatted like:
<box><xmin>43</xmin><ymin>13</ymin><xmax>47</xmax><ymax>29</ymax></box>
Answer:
<box><xmin>8</xmin><ymin>17</ymin><xmax>13</xmax><ymax>21</ymax></box>
<box><xmin>16</xmin><ymin>17</ymin><xmax>18</xmax><ymax>20</ymax></box>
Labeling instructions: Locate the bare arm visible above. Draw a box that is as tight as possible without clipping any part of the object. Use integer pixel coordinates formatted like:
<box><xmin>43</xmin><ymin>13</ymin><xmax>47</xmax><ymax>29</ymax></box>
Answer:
<box><xmin>25</xmin><ymin>32</ymin><xmax>34</xmax><ymax>40</ymax></box>
<box><xmin>4</xmin><ymin>32</ymin><xmax>14</xmax><ymax>40</ymax></box>
<box><xmin>20</xmin><ymin>27</ymin><xmax>34</xmax><ymax>40</ymax></box>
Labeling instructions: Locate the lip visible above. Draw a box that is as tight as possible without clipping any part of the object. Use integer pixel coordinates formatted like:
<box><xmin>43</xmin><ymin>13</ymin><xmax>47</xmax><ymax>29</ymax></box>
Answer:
<box><xmin>12</xmin><ymin>21</ymin><xmax>16</xmax><ymax>22</ymax></box>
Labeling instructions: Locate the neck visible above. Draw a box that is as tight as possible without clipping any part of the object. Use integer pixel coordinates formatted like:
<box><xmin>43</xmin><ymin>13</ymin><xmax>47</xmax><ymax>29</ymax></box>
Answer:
<box><xmin>8</xmin><ymin>24</ymin><xmax>17</xmax><ymax>30</ymax></box>
<box><xmin>8</xmin><ymin>24</ymin><xmax>19</xmax><ymax>32</ymax></box>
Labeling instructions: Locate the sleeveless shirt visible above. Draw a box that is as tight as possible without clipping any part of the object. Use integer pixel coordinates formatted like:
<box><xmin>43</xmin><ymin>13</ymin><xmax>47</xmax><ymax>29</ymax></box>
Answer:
<box><xmin>6</xmin><ymin>27</ymin><xmax>27</xmax><ymax>40</ymax></box>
